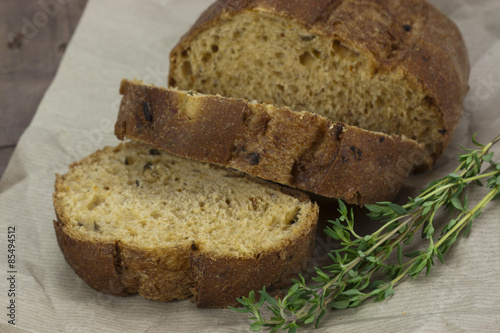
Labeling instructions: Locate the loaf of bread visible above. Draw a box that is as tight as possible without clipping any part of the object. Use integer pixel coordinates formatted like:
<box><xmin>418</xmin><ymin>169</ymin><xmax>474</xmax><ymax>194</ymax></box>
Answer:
<box><xmin>115</xmin><ymin>79</ymin><xmax>423</xmax><ymax>206</ymax></box>
<box><xmin>168</xmin><ymin>0</ymin><xmax>470</xmax><ymax>170</ymax></box>
<box><xmin>53</xmin><ymin>142</ymin><xmax>318</xmax><ymax>307</ymax></box>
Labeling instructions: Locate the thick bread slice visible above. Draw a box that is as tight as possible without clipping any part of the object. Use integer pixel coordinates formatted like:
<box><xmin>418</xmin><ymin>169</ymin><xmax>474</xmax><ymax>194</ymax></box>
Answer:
<box><xmin>168</xmin><ymin>0</ymin><xmax>470</xmax><ymax>170</ymax></box>
<box><xmin>115</xmin><ymin>79</ymin><xmax>424</xmax><ymax>206</ymax></box>
<box><xmin>53</xmin><ymin>142</ymin><xmax>318</xmax><ymax>308</ymax></box>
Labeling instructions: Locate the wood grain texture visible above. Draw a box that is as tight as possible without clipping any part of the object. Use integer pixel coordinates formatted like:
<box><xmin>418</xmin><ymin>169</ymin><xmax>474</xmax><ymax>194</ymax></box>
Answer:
<box><xmin>0</xmin><ymin>0</ymin><xmax>88</xmax><ymax>179</ymax></box>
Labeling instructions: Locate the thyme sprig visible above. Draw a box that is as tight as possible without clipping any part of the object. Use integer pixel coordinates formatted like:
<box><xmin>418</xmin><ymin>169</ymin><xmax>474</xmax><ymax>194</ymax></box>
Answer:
<box><xmin>231</xmin><ymin>133</ymin><xmax>500</xmax><ymax>333</ymax></box>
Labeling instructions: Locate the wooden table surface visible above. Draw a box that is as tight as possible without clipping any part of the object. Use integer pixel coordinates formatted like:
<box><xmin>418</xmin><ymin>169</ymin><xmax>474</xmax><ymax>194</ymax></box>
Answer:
<box><xmin>0</xmin><ymin>0</ymin><xmax>89</xmax><ymax>180</ymax></box>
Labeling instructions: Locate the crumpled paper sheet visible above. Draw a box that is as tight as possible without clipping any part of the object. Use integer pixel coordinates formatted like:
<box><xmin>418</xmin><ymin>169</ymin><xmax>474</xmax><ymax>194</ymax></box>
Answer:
<box><xmin>0</xmin><ymin>0</ymin><xmax>499</xmax><ymax>332</ymax></box>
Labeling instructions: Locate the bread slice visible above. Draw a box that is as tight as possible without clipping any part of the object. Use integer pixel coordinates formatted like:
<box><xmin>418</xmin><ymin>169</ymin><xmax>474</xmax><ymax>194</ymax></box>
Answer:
<box><xmin>115</xmin><ymin>79</ymin><xmax>423</xmax><ymax>206</ymax></box>
<box><xmin>53</xmin><ymin>142</ymin><xmax>319</xmax><ymax>308</ymax></box>
<box><xmin>168</xmin><ymin>0</ymin><xmax>470</xmax><ymax>170</ymax></box>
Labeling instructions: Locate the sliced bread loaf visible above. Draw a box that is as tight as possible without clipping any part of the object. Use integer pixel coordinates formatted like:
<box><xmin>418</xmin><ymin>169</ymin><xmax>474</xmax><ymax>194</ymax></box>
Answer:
<box><xmin>168</xmin><ymin>0</ymin><xmax>470</xmax><ymax>170</ymax></box>
<box><xmin>53</xmin><ymin>142</ymin><xmax>318</xmax><ymax>308</ymax></box>
<box><xmin>115</xmin><ymin>79</ymin><xmax>423</xmax><ymax>206</ymax></box>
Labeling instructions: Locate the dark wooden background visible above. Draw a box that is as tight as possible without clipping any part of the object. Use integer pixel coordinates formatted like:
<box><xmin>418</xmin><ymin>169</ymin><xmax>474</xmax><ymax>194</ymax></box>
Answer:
<box><xmin>0</xmin><ymin>0</ymin><xmax>89</xmax><ymax>179</ymax></box>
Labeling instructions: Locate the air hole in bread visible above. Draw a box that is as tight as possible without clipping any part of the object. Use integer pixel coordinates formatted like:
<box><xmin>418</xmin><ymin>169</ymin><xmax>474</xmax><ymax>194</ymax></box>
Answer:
<box><xmin>182</xmin><ymin>61</ymin><xmax>192</xmax><ymax>78</ymax></box>
<box><xmin>375</xmin><ymin>96</ymin><xmax>385</xmax><ymax>108</ymax></box>
<box><xmin>181</xmin><ymin>48</ymin><xmax>190</xmax><ymax>58</ymax></box>
<box><xmin>202</xmin><ymin>53</ymin><xmax>211</xmax><ymax>63</ymax></box>
<box><xmin>87</xmin><ymin>194</ymin><xmax>105</xmax><ymax>211</ymax></box>
<box><xmin>299</xmin><ymin>51</ymin><xmax>315</xmax><ymax>66</ymax></box>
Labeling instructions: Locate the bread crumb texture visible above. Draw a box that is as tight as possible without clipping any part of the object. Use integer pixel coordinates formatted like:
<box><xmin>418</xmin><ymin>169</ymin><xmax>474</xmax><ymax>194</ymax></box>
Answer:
<box><xmin>54</xmin><ymin>143</ymin><xmax>315</xmax><ymax>258</ymax></box>
<box><xmin>172</xmin><ymin>11</ymin><xmax>436</xmax><ymax>156</ymax></box>
<box><xmin>169</xmin><ymin>1</ymin><xmax>469</xmax><ymax>169</ymax></box>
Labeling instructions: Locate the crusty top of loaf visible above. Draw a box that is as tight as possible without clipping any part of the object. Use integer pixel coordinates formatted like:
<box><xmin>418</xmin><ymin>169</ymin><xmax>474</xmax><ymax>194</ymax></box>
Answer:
<box><xmin>170</xmin><ymin>0</ymin><xmax>469</xmax><ymax>169</ymax></box>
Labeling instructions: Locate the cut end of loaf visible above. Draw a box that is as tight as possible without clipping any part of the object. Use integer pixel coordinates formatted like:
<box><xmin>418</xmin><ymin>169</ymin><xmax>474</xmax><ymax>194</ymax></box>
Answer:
<box><xmin>169</xmin><ymin>1</ymin><xmax>470</xmax><ymax>169</ymax></box>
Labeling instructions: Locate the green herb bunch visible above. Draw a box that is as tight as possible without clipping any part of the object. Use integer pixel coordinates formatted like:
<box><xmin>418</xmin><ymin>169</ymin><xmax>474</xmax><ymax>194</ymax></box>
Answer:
<box><xmin>231</xmin><ymin>134</ymin><xmax>500</xmax><ymax>333</ymax></box>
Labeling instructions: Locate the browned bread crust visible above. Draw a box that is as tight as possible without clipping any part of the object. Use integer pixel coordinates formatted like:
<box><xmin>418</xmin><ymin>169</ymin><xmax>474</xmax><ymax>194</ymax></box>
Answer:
<box><xmin>53</xmin><ymin>215</ymin><xmax>316</xmax><ymax>307</ymax></box>
<box><xmin>115</xmin><ymin>79</ymin><xmax>424</xmax><ymax>206</ymax></box>
<box><xmin>53</xmin><ymin>142</ymin><xmax>319</xmax><ymax>308</ymax></box>
<box><xmin>168</xmin><ymin>0</ymin><xmax>469</xmax><ymax>170</ymax></box>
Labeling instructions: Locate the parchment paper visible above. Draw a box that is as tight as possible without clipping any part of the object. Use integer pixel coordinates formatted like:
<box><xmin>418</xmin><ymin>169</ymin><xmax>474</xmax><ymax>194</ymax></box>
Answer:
<box><xmin>1</xmin><ymin>0</ymin><xmax>499</xmax><ymax>332</ymax></box>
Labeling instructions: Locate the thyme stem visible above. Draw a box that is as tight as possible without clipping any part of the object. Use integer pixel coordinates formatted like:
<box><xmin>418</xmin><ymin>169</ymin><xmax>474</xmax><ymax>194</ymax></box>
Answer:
<box><xmin>232</xmin><ymin>134</ymin><xmax>500</xmax><ymax>333</ymax></box>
